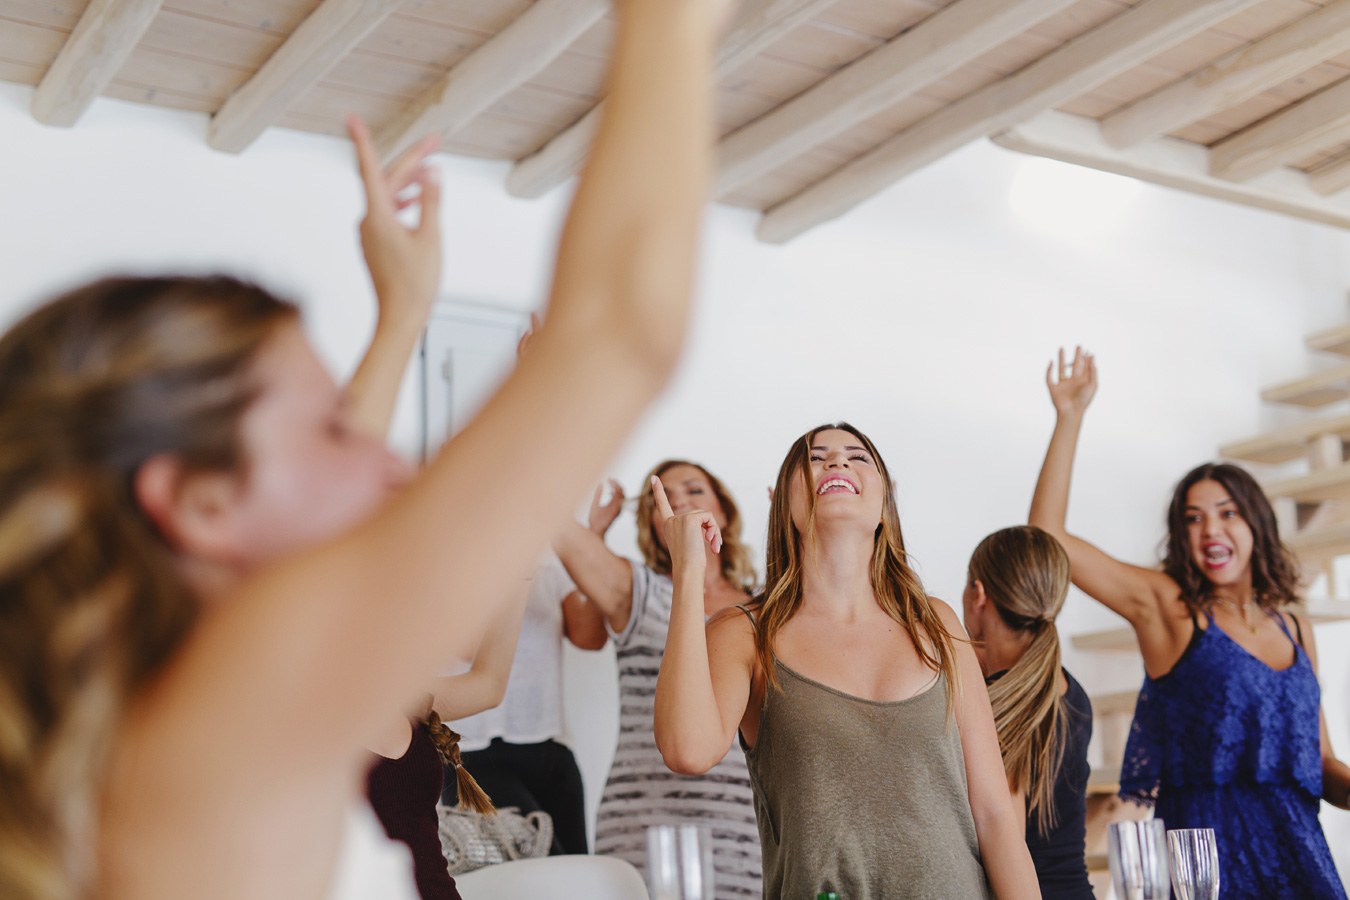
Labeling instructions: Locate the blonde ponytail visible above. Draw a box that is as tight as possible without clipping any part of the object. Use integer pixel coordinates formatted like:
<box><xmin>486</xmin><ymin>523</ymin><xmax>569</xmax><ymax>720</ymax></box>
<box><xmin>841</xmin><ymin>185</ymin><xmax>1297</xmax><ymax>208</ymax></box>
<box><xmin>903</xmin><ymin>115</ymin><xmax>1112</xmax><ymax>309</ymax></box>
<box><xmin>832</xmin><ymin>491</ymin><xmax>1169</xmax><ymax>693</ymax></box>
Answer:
<box><xmin>968</xmin><ymin>526</ymin><xmax>1071</xmax><ymax>837</ymax></box>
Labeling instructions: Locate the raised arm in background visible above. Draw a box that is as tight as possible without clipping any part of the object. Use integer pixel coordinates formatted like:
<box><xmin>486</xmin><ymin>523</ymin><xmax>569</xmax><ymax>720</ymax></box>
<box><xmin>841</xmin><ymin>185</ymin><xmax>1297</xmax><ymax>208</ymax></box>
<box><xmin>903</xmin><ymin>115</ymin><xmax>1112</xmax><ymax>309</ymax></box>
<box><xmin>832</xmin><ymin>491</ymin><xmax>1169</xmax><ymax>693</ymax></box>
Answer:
<box><xmin>1028</xmin><ymin>347</ymin><xmax>1190</xmax><ymax>676</ymax></box>
<box><xmin>650</xmin><ymin>476</ymin><xmax>757</xmax><ymax>774</ymax></box>
<box><xmin>557</xmin><ymin>478</ymin><xmax>638</xmax><ymax>635</ymax></box>
<box><xmin>344</xmin><ymin>130</ymin><xmax>444</xmax><ymax>440</ymax></box>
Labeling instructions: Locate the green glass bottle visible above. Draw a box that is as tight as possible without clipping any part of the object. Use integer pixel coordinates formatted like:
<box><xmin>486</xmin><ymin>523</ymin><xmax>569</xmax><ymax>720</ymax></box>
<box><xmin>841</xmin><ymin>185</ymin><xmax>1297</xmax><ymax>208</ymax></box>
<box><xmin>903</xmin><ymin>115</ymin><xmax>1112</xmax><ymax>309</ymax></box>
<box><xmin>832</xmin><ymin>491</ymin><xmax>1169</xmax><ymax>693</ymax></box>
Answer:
<box><xmin>816</xmin><ymin>893</ymin><xmax>840</xmax><ymax>900</ymax></box>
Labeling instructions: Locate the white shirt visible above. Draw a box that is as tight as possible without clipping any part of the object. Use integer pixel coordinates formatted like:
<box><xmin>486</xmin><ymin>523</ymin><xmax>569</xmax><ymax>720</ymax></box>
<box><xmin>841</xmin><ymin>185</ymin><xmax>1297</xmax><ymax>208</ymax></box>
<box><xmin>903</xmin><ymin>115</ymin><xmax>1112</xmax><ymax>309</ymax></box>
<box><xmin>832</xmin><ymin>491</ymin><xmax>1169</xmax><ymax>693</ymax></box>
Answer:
<box><xmin>454</xmin><ymin>556</ymin><xmax>576</xmax><ymax>751</ymax></box>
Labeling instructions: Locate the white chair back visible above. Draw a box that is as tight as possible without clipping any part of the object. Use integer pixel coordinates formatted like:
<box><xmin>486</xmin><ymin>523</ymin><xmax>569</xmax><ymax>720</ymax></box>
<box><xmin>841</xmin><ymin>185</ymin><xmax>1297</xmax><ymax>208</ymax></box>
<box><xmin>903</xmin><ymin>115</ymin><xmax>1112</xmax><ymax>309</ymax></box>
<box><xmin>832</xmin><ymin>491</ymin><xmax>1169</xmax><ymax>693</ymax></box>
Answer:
<box><xmin>455</xmin><ymin>855</ymin><xmax>649</xmax><ymax>900</ymax></box>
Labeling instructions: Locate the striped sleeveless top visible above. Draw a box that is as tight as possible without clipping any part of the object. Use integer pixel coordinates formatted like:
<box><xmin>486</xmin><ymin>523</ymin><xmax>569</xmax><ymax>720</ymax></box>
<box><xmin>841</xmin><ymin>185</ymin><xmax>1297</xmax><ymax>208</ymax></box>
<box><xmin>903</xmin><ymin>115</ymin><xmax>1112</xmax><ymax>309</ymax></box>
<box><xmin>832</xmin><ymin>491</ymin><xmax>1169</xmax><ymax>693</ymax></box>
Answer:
<box><xmin>595</xmin><ymin>563</ymin><xmax>762</xmax><ymax>899</ymax></box>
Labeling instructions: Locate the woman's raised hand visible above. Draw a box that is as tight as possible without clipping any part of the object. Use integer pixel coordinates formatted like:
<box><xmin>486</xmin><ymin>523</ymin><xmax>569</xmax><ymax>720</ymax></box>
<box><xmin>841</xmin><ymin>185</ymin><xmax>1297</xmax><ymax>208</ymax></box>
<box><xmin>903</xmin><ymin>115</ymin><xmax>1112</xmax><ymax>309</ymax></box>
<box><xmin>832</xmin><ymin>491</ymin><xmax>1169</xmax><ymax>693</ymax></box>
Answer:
<box><xmin>1046</xmin><ymin>345</ymin><xmax>1097</xmax><ymax>419</ymax></box>
<box><xmin>650</xmin><ymin>476</ymin><xmax>722</xmax><ymax>574</ymax></box>
<box><xmin>588</xmin><ymin>478</ymin><xmax>626</xmax><ymax>535</ymax></box>
<box><xmin>347</xmin><ymin>115</ymin><xmax>442</xmax><ymax>329</ymax></box>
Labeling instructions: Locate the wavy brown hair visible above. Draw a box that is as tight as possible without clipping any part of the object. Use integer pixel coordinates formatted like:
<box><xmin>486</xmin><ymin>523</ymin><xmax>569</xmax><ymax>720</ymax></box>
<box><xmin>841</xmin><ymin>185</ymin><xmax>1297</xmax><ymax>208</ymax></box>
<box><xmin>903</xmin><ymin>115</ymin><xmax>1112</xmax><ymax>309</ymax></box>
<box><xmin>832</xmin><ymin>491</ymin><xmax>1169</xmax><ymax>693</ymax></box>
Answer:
<box><xmin>968</xmin><ymin>526</ymin><xmax>1070</xmax><ymax>837</ymax></box>
<box><xmin>635</xmin><ymin>459</ymin><xmax>756</xmax><ymax>591</ymax></box>
<box><xmin>1162</xmin><ymin>462</ymin><xmax>1301</xmax><ymax>612</ymax></box>
<box><xmin>750</xmin><ymin>423</ymin><xmax>957</xmax><ymax>712</ymax></box>
<box><xmin>0</xmin><ymin>275</ymin><xmax>297</xmax><ymax>899</ymax></box>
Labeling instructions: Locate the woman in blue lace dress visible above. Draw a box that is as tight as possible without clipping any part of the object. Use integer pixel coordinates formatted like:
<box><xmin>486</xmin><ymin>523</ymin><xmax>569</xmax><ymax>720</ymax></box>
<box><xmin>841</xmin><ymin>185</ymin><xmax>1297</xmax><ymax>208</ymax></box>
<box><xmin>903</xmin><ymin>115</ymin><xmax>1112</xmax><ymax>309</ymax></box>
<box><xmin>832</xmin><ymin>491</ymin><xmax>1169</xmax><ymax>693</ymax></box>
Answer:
<box><xmin>1029</xmin><ymin>348</ymin><xmax>1350</xmax><ymax>899</ymax></box>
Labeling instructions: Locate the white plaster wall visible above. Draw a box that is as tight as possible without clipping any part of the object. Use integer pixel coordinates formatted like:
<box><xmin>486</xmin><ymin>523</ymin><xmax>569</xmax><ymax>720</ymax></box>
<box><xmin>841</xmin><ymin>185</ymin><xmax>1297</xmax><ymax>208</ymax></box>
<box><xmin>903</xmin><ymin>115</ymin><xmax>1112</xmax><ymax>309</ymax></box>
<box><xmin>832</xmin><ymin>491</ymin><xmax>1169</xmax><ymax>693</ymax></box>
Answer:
<box><xmin>2</xmin><ymin>81</ymin><xmax>1348</xmax><ymax>884</ymax></box>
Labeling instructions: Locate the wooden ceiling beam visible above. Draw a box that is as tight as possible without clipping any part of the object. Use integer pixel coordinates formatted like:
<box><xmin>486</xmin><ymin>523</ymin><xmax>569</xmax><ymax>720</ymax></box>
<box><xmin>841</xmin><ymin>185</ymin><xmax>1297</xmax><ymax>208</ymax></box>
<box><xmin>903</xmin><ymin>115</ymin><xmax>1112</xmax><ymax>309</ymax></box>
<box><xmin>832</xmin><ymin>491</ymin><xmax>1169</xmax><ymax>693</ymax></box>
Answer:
<box><xmin>374</xmin><ymin>0</ymin><xmax>608</xmax><ymax>162</ymax></box>
<box><xmin>208</xmin><ymin>0</ymin><xmax>405</xmax><ymax>154</ymax></box>
<box><xmin>993</xmin><ymin>109</ymin><xmax>1350</xmax><ymax>230</ymax></box>
<box><xmin>1309</xmin><ymin>152</ymin><xmax>1350</xmax><ymax>197</ymax></box>
<box><xmin>714</xmin><ymin>0</ymin><xmax>1076</xmax><ymax>198</ymax></box>
<box><xmin>505</xmin><ymin>0</ymin><xmax>843</xmax><ymax>200</ymax></box>
<box><xmin>1101</xmin><ymin>0</ymin><xmax>1350</xmax><ymax>148</ymax></box>
<box><xmin>755</xmin><ymin>0</ymin><xmax>1264</xmax><ymax>244</ymax></box>
<box><xmin>31</xmin><ymin>0</ymin><xmax>164</xmax><ymax>126</ymax></box>
<box><xmin>1209</xmin><ymin>77</ymin><xmax>1350</xmax><ymax>182</ymax></box>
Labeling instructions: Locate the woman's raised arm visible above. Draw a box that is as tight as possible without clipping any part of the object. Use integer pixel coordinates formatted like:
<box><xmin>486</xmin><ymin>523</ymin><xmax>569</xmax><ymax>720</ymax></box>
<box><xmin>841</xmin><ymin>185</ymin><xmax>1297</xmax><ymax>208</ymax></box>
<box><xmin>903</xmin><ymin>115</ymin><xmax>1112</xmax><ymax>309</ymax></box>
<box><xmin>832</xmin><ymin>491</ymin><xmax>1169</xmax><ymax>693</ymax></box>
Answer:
<box><xmin>651</xmin><ymin>478</ymin><xmax>756</xmax><ymax>774</ymax></box>
<box><xmin>126</xmin><ymin>0</ymin><xmax>726</xmax><ymax>812</ymax></box>
<box><xmin>1029</xmin><ymin>348</ymin><xmax>1174</xmax><ymax>627</ymax></box>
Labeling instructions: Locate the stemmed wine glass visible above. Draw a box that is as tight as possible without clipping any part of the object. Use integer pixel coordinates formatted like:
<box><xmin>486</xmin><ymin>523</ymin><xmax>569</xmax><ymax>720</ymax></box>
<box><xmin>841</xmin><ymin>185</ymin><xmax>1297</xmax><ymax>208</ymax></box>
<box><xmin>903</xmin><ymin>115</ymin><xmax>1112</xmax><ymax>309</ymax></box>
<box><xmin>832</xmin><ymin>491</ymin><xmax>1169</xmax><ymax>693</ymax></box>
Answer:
<box><xmin>1108</xmin><ymin>820</ymin><xmax>1170</xmax><ymax>900</ymax></box>
<box><xmin>1167</xmin><ymin>828</ymin><xmax>1220</xmax><ymax>900</ymax></box>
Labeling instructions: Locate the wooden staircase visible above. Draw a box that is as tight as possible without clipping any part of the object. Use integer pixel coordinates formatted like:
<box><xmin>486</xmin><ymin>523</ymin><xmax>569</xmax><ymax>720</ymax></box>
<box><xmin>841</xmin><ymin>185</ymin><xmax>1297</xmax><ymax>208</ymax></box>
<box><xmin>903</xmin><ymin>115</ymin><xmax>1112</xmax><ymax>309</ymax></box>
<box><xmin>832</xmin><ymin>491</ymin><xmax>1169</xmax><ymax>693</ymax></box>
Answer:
<box><xmin>1074</xmin><ymin>314</ymin><xmax>1350</xmax><ymax>896</ymax></box>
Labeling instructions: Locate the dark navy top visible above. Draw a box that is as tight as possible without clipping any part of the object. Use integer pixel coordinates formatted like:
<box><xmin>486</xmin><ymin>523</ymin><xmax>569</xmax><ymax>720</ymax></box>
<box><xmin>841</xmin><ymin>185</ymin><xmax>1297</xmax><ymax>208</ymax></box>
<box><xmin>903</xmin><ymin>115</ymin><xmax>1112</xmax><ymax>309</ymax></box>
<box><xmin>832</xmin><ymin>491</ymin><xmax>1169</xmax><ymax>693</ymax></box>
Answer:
<box><xmin>988</xmin><ymin>667</ymin><xmax>1094</xmax><ymax>900</ymax></box>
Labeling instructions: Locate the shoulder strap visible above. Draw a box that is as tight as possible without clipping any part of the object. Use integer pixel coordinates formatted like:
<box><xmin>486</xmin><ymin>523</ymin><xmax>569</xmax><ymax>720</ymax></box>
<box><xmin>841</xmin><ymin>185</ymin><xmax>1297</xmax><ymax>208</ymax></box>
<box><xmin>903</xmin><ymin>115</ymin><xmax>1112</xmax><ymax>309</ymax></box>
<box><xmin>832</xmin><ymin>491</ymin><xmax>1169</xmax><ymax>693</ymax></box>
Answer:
<box><xmin>1278</xmin><ymin>609</ymin><xmax>1305</xmax><ymax>649</ymax></box>
<box><xmin>734</xmin><ymin>603</ymin><xmax>757</xmax><ymax>626</ymax></box>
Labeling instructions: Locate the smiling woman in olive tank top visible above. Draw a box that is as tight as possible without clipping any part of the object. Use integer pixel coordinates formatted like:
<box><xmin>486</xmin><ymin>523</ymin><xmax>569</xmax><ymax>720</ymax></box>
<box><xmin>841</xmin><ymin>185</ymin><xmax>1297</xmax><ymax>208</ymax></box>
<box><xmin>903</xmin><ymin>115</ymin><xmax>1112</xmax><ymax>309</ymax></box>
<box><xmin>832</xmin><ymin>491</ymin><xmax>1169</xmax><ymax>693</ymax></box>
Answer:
<box><xmin>651</xmin><ymin>423</ymin><xmax>1040</xmax><ymax>900</ymax></box>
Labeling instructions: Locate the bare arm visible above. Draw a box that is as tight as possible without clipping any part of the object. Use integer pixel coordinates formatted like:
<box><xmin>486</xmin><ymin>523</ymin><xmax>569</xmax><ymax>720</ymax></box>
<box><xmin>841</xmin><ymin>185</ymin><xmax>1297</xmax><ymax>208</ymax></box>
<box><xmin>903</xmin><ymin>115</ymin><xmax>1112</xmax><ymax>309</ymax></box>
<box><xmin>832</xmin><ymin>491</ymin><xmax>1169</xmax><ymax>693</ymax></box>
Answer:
<box><xmin>1029</xmin><ymin>350</ymin><xmax>1185</xmax><ymax>674</ymax></box>
<box><xmin>1297</xmin><ymin>614</ymin><xmax>1350</xmax><ymax>809</ymax></box>
<box><xmin>556</xmin><ymin>479</ymin><xmax>635</xmax><ymax>633</ymax></box>
<box><xmin>937</xmin><ymin>602</ymin><xmax>1040</xmax><ymax>899</ymax></box>
<box><xmin>113</xmin><ymin>4</ymin><xmax>724</xmax><ymax>887</ymax></box>
<box><xmin>344</xmin><ymin>135</ymin><xmax>443</xmax><ymax>440</ymax></box>
<box><xmin>651</xmin><ymin>478</ymin><xmax>756</xmax><ymax>774</ymax></box>
<box><xmin>562</xmin><ymin>591</ymin><xmax>610</xmax><ymax>651</ymax></box>
<box><xmin>431</xmin><ymin>577</ymin><xmax>532</xmax><ymax>721</ymax></box>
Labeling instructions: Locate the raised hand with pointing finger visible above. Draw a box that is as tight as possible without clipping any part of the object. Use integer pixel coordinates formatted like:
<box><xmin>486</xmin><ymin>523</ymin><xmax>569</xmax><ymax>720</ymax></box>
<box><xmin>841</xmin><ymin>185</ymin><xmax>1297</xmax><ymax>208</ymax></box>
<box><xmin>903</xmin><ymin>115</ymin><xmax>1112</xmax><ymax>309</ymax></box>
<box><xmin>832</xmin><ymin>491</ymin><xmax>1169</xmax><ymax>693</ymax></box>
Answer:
<box><xmin>650</xmin><ymin>475</ymin><xmax>723</xmax><ymax>577</ymax></box>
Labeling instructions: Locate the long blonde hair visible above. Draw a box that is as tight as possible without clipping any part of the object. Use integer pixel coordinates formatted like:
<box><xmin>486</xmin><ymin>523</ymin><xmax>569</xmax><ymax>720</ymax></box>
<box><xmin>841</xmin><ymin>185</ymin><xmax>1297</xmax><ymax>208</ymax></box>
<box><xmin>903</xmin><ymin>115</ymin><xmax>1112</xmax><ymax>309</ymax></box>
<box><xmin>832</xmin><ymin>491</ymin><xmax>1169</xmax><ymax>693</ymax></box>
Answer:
<box><xmin>751</xmin><ymin>423</ymin><xmax>957</xmax><ymax>712</ymax></box>
<box><xmin>0</xmin><ymin>276</ymin><xmax>297</xmax><ymax>898</ymax></box>
<box><xmin>967</xmin><ymin>525</ymin><xmax>1071</xmax><ymax>837</ymax></box>
<box><xmin>635</xmin><ymin>459</ymin><xmax>756</xmax><ymax>591</ymax></box>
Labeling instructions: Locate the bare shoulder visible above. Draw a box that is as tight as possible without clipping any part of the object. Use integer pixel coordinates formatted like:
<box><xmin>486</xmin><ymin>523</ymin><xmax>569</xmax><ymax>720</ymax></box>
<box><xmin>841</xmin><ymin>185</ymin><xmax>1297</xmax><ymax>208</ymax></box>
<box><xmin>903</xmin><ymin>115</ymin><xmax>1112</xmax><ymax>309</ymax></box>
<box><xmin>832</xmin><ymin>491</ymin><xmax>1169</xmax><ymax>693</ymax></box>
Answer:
<box><xmin>706</xmin><ymin>604</ymin><xmax>756</xmax><ymax>653</ymax></box>
<box><xmin>928</xmin><ymin>596</ymin><xmax>970</xmax><ymax>638</ymax></box>
<box><xmin>707</xmin><ymin>603</ymin><xmax>755</xmax><ymax>634</ymax></box>
<box><xmin>1289</xmin><ymin>610</ymin><xmax>1317</xmax><ymax>658</ymax></box>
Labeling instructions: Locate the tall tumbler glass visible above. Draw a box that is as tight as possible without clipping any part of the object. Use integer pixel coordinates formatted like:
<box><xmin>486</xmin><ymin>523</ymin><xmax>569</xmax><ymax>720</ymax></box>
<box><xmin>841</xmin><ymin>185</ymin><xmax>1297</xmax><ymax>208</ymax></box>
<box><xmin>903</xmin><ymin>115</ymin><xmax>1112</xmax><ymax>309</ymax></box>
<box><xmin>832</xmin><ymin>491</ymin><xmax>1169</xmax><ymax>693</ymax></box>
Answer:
<box><xmin>1108</xmin><ymin>819</ymin><xmax>1171</xmax><ymax>900</ymax></box>
<box><xmin>646</xmin><ymin>824</ymin><xmax>715</xmax><ymax>900</ymax></box>
<box><xmin>1167</xmin><ymin>828</ymin><xmax>1220</xmax><ymax>900</ymax></box>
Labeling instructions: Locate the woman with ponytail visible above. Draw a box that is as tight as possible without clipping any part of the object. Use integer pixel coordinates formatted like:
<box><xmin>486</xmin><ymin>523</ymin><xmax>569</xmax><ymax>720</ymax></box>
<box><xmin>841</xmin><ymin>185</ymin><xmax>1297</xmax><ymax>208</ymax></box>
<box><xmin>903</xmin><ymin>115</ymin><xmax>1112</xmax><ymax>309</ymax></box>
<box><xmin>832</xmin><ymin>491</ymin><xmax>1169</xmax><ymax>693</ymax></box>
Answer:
<box><xmin>0</xmin><ymin>0</ymin><xmax>725</xmax><ymax>894</ymax></box>
<box><xmin>652</xmin><ymin>423</ymin><xmax>1039</xmax><ymax>900</ymax></box>
<box><xmin>963</xmin><ymin>526</ymin><xmax>1093</xmax><ymax>899</ymax></box>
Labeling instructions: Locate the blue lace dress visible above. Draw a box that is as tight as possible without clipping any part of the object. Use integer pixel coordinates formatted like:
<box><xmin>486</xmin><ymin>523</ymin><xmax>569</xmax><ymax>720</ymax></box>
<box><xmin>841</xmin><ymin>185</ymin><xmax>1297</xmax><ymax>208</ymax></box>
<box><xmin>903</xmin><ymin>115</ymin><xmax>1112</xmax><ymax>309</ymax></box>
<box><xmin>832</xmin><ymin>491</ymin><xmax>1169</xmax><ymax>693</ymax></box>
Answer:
<box><xmin>1120</xmin><ymin>609</ymin><xmax>1345</xmax><ymax>899</ymax></box>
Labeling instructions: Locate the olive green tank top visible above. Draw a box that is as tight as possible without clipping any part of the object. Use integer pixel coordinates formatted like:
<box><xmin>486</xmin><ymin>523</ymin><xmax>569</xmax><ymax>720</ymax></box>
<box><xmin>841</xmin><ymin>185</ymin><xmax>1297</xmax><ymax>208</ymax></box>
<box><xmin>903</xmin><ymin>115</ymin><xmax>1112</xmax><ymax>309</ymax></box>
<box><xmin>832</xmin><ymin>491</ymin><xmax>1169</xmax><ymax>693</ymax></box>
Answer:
<box><xmin>739</xmin><ymin>612</ymin><xmax>992</xmax><ymax>899</ymax></box>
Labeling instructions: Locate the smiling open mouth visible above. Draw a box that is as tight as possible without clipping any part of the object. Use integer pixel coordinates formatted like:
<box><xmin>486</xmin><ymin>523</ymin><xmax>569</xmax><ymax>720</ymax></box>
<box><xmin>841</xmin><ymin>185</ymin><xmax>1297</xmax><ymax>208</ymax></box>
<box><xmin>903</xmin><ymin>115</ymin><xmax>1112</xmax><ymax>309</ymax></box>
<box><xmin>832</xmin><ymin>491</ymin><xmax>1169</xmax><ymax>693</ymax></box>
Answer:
<box><xmin>817</xmin><ymin>477</ymin><xmax>858</xmax><ymax>495</ymax></box>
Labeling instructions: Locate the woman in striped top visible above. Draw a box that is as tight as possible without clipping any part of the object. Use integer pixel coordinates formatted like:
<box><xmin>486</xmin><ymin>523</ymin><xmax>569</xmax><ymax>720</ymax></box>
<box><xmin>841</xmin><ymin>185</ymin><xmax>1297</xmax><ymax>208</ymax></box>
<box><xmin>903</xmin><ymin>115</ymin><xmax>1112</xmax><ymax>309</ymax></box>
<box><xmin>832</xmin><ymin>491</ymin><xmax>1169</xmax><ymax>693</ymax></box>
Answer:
<box><xmin>555</xmin><ymin>462</ymin><xmax>762</xmax><ymax>899</ymax></box>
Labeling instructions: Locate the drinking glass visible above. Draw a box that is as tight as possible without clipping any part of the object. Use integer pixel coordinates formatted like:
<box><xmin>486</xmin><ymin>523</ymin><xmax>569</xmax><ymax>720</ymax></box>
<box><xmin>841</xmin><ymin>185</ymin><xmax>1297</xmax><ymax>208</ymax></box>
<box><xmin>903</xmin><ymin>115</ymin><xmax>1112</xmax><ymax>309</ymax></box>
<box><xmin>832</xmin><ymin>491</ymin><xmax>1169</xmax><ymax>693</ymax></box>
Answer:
<box><xmin>646</xmin><ymin>824</ymin><xmax>715</xmax><ymax>900</ymax></box>
<box><xmin>1167</xmin><ymin>828</ymin><xmax>1220</xmax><ymax>900</ymax></box>
<box><xmin>1108</xmin><ymin>819</ymin><xmax>1170</xmax><ymax>900</ymax></box>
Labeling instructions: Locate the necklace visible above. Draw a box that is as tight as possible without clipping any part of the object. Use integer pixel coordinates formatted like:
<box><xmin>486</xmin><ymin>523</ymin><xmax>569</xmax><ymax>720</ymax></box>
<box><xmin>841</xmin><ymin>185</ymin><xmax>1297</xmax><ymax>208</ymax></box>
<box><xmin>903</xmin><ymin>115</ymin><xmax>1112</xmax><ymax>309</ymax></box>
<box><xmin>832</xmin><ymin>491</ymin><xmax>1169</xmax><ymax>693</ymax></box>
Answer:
<box><xmin>1213</xmin><ymin>596</ymin><xmax>1259</xmax><ymax>634</ymax></box>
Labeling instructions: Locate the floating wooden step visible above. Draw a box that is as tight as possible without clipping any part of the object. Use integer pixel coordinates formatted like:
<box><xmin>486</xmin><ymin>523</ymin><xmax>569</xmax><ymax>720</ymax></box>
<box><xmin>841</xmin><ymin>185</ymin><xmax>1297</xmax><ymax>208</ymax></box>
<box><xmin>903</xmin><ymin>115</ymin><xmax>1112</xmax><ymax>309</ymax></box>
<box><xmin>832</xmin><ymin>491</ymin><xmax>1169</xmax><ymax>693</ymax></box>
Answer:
<box><xmin>1071</xmin><ymin>599</ymin><xmax>1350</xmax><ymax>654</ymax></box>
<box><xmin>1262</xmin><ymin>362</ymin><xmax>1350</xmax><ymax>408</ymax></box>
<box><xmin>1286</xmin><ymin>523</ymin><xmax>1350</xmax><ymax>569</ymax></box>
<box><xmin>1220</xmin><ymin>414</ymin><xmax>1350</xmax><ymax>465</ymax></box>
<box><xmin>1091</xmin><ymin>689</ymin><xmax>1139</xmax><ymax>717</ymax></box>
<box><xmin>1265</xmin><ymin>461</ymin><xmax>1350</xmax><ymax>505</ymax></box>
<box><xmin>1307</xmin><ymin>323</ymin><xmax>1350</xmax><ymax>358</ymax></box>
<box><xmin>1072</xmin><ymin>627</ymin><xmax>1135</xmax><ymax>652</ymax></box>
